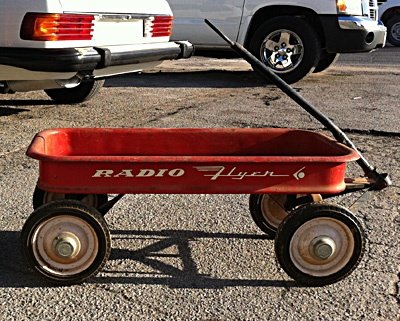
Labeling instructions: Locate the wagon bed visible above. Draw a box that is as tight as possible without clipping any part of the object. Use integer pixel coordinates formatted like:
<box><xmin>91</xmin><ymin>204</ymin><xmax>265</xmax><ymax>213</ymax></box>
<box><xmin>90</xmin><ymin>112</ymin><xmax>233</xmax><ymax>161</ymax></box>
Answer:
<box><xmin>27</xmin><ymin>127</ymin><xmax>359</xmax><ymax>195</ymax></box>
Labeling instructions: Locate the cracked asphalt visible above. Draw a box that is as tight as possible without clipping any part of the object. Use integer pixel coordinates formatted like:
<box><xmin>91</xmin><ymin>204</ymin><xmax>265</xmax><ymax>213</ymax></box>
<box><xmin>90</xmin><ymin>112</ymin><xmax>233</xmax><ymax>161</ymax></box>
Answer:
<box><xmin>0</xmin><ymin>46</ymin><xmax>399</xmax><ymax>320</ymax></box>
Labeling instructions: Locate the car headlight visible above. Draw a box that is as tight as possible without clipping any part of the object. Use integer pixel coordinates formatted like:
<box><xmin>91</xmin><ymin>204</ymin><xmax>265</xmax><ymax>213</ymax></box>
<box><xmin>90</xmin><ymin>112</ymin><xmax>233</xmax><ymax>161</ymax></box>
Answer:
<box><xmin>337</xmin><ymin>0</ymin><xmax>363</xmax><ymax>15</ymax></box>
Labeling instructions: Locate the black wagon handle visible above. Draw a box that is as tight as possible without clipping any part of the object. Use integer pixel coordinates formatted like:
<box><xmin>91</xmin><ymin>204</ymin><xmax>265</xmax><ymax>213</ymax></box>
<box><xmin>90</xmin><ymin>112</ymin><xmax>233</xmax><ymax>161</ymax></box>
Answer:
<box><xmin>204</xmin><ymin>19</ymin><xmax>391</xmax><ymax>190</ymax></box>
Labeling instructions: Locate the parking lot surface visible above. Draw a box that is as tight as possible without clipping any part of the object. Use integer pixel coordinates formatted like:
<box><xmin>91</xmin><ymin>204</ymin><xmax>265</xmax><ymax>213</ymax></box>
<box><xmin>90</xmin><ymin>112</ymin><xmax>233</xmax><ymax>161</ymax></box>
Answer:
<box><xmin>0</xmin><ymin>47</ymin><xmax>399</xmax><ymax>320</ymax></box>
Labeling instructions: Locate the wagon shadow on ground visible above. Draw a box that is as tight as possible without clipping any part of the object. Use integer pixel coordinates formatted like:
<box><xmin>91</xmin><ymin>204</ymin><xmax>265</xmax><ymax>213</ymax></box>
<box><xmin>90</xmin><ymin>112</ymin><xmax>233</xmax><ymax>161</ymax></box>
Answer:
<box><xmin>0</xmin><ymin>229</ymin><xmax>295</xmax><ymax>288</ymax></box>
<box><xmin>94</xmin><ymin>229</ymin><xmax>296</xmax><ymax>289</ymax></box>
<box><xmin>104</xmin><ymin>70</ymin><xmax>268</xmax><ymax>89</ymax></box>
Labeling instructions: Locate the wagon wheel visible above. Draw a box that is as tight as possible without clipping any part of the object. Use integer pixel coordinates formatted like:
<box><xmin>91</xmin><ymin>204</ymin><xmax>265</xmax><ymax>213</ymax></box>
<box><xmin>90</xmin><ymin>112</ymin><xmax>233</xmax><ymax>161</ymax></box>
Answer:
<box><xmin>249</xmin><ymin>194</ymin><xmax>322</xmax><ymax>238</ymax></box>
<box><xmin>33</xmin><ymin>186</ymin><xmax>108</xmax><ymax>210</ymax></box>
<box><xmin>275</xmin><ymin>203</ymin><xmax>365</xmax><ymax>286</ymax></box>
<box><xmin>21</xmin><ymin>200</ymin><xmax>111</xmax><ymax>285</ymax></box>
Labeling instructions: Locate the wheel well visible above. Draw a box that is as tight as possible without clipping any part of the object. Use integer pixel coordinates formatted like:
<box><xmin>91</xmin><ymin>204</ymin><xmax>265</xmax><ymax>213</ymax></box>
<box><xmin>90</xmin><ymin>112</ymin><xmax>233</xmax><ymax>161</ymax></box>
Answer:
<box><xmin>244</xmin><ymin>6</ymin><xmax>325</xmax><ymax>48</ymax></box>
<box><xmin>380</xmin><ymin>7</ymin><xmax>400</xmax><ymax>24</ymax></box>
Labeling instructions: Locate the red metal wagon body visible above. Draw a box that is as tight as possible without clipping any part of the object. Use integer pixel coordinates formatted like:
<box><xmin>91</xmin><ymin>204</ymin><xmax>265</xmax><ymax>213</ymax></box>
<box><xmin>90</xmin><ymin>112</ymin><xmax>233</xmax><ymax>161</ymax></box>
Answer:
<box><xmin>20</xmin><ymin>22</ymin><xmax>391</xmax><ymax>287</ymax></box>
<box><xmin>26</xmin><ymin>127</ymin><xmax>359</xmax><ymax>195</ymax></box>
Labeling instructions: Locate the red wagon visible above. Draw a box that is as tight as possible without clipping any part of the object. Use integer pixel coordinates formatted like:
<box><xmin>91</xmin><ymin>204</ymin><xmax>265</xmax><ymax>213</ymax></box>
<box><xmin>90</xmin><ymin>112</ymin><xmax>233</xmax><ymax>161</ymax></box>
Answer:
<box><xmin>20</xmin><ymin>22</ymin><xmax>391</xmax><ymax>287</ymax></box>
<box><xmin>27</xmin><ymin>127</ymin><xmax>359</xmax><ymax>195</ymax></box>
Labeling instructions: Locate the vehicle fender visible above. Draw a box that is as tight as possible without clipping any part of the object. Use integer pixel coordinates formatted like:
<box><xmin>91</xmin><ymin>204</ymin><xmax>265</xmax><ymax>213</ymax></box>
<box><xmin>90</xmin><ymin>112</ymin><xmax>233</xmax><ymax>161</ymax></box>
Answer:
<box><xmin>238</xmin><ymin>1</ymin><xmax>334</xmax><ymax>45</ymax></box>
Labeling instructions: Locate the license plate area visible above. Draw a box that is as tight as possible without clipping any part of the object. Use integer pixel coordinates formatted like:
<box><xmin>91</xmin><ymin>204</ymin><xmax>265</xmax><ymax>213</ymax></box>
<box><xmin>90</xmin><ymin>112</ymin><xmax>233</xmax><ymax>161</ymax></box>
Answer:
<box><xmin>92</xmin><ymin>15</ymin><xmax>148</xmax><ymax>45</ymax></box>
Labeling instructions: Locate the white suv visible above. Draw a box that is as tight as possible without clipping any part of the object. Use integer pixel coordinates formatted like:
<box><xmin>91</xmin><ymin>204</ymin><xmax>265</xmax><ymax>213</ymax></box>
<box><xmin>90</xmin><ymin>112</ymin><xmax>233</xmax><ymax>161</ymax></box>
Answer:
<box><xmin>378</xmin><ymin>0</ymin><xmax>400</xmax><ymax>46</ymax></box>
<box><xmin>0</xmin><ymin>0</ymin><xmax>193</xmax><ymax>103</ymax></box>
<box><xmin>169</xmin><ymin>0</ymin><xmax>386</xmax><ymax>83</ymax></box>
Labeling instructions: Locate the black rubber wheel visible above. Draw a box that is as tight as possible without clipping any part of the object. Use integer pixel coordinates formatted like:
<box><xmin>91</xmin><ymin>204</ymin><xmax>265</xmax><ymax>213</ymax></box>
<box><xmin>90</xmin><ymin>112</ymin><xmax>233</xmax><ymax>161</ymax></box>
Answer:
<box><xmin>386</xmin><ymin>15</ymin><xmax>400</xmax><ymax>47</ymax></box>
<box><xmin>313</xmin><ymin>51</ymin><xmax>340</xmax><ymax>73</ymax></box>
<box><xmin>21</xmin><ymin>200</ymin><xmax>111</xmax><ymax>285</ymax></box>
<box><xmin>275</xmin><ymin>203</ymin><xmax>365</xmax><ymax>287</ymax></box>
<box><xmin>44</xmin><ymin>79</ymin><xmax>105</xmax><ymax>104</ymax></box>
<box><xmin>32</xmin><ymin>186</ymin><xmax>108</xmax><ymax>210</ymax></box>
<box><xmin>249</xmin><ymin>194</ymin><xmax>321</xmax><ymax>239</ymax></box>
<box><xmin>248</xmin><ymin>16</ymin><xmax>321</xmax><ymax>84</ymax></box>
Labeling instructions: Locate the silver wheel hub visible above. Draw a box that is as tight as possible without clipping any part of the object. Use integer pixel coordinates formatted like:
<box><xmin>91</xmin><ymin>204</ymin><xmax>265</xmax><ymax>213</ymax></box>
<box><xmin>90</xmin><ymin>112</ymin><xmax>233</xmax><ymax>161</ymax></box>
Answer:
<box><xmin>53</xmin><ymin>232</ymin><xmax>81</xmax><ymax>258</ymax></box>
<box><xmin>309</xmin><ymin>236</ymin><xmax>336</xmax><ymax>260</ymax></box>
<box><xmin>261</xmin><ymin>30</ymin><xmax>303</xmax><ymax>72</ymax></box>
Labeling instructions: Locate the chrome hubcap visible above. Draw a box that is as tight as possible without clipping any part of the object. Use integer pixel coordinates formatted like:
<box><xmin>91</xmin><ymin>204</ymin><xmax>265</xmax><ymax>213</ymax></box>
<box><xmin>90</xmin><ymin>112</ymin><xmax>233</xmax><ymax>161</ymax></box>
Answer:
<box><xmin>261</xmin><ymin>29</ymin><xmax>303</xmax><ymax>72</ymax></box>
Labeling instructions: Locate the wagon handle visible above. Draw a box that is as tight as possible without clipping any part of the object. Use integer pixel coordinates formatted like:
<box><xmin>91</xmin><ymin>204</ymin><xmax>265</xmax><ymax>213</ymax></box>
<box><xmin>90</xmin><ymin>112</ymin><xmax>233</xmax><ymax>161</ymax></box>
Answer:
<box><xmin>204</xmin><ymin>19</ymin><xmax>391</xmax><ymax>190</ymax></box>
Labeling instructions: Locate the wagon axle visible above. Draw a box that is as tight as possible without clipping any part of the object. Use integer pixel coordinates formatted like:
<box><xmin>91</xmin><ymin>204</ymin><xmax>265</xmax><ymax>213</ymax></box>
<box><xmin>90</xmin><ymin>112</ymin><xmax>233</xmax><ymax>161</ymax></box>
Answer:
<box><xmin>310</xmin><ymin>236</ymin><xmax>336</xmax><ymax>260</ymax></box>
<box><xmin>53</xmin><ymin>232</ymin><xmax>81</xmax><ymax>259</ymax></box>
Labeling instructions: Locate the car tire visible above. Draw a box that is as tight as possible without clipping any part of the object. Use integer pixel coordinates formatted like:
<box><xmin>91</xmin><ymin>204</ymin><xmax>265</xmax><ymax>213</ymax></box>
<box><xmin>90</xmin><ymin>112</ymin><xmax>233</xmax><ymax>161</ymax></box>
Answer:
<box><xmin>44</xmin><ymin>79</ymin><xmax>105</xmax><ymax>104</ymax></box>
<box><xmin>313</xmin><ymin>51</ymin><xmax>340</xmax><ymax>73</ymax></box>
<box><xmin>249</xmin><ymin>16</ymin><xmax>321</xmax><ymax>84</ymax></box>
<box><xmin>386</xmin><ymin>15</ymin><xmax>400</xmax><ymax>47</ymax></box>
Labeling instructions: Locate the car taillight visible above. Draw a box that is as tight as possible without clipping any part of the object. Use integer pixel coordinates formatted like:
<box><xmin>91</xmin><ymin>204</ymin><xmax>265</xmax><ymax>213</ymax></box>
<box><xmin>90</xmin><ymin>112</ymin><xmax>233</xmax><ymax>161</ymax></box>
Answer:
<box><xmin>144</xmin><ymin>16</ymin><xmax>173</xmax><ymax>38</ymax></box>
<box><xmin>20</xmin><ymin>13</ymin><xmax>95</xmax><ymax>41</ymax></box>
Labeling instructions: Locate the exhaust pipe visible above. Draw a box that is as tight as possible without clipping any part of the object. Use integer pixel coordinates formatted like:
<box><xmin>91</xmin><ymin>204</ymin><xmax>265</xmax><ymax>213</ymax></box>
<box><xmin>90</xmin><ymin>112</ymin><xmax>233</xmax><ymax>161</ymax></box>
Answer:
<box><xmin>1</xmin><ymin>76</ymin><xmax>82</xmax><ymax>93</ymax></box>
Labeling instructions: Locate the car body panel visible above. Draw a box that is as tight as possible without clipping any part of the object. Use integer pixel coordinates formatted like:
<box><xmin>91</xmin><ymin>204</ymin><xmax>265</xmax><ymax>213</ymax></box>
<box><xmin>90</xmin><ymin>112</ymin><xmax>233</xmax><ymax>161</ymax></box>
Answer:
<box><xmin>170</xmin><ymin>0</ymin><xmax>383</xmax><ymax>50</ymax></box>
<box><xmin>169</xmin><ymin>0</ymin><xmax>245</xmax><ymax>46</ymax></box>
<box><xmin>0</xmin><ymin>0</ymin><xmax>193</xmax><ymax>95</ymax></box>
<box><xmin>378</xmin><ymin>0</ymin><xmax>400</xmax><ymax>20</ymax></box>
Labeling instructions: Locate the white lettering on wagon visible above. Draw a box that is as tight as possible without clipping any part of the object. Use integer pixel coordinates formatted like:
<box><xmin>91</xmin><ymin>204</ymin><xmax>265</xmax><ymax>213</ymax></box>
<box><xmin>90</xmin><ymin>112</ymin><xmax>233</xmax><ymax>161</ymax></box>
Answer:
<box><xmin>92</xmin><ymin>168</ymin><xmax>185</xmax><ymax>178</ymax></box>
<box><xmin>91</xmin><ymin>166</ymin><xmax>306</xmax><ymax>181</ymax></box>
<box><xmin>194</xmin><ymin>166</ymin><xmax>306</xmax><ymax>181</ymax></box>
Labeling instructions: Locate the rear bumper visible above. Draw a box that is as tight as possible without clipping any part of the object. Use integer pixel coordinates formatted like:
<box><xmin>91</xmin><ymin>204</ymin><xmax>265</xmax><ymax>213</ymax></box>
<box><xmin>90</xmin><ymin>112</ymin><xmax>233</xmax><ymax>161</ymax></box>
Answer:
<box><xmin>0</xmin><ymin>41</ymin><xmax>193</xmax><ymax>73</ymax></box>
<box><xmin>320</xmin><ymin>16</ymin><xmax>387</xmax><ymax>53</ymax></box>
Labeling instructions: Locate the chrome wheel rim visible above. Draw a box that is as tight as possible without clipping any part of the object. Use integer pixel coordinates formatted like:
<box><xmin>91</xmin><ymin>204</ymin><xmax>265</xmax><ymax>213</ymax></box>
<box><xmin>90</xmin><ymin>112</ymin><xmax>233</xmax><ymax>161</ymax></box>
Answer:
<box><xmin>260</xmin><ymin>29</ymin><xmax>304</xmax><ymax>73</ymax></box>
<box><xmin>31</xmin><ymin>215</ymin><xmax>99</xmax><ymax>276</ymax></box>
<box><xmin>289</xmin><ymin>217</ymin><xmax>355</xmax><ymax>277</ymax></box>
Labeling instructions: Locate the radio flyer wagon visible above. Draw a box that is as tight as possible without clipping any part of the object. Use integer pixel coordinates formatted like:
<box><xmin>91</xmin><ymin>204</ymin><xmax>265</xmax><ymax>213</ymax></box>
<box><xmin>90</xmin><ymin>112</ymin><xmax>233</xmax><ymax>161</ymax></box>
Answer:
<box><xmin>20</xmin><ymin>21</ymin><xmax>391</xmax><ymax>286</ymax></box>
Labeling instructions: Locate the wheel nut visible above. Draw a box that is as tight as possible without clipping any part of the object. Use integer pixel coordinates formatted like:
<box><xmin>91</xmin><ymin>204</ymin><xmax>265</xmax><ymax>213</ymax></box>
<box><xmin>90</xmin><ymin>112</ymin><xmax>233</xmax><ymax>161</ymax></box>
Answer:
<box><xmin>310</xmin><ymin>236</ymin><xmax>336</xmax><ymax>260</ymax></box>
<box><xmin>53</xmin><ymin>233</ymin><xmax>80</xmax><ymax>258</ymax></box>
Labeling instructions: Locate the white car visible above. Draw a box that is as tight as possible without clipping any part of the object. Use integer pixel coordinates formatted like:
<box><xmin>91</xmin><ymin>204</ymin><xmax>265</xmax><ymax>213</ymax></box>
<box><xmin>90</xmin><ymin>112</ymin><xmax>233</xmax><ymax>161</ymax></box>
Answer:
<box><xmin>169</xmin><ymin>0</ymin><xmax>386</xmax><ymax>83</ymax></box>
<box><xmin>378</xmin><ymin>0</ymin><xmax>400</xmax><ymax>46</ymax></box>
<box><xmin>0</xmin><ymin>0</ymin><xmax>193</xmax><ymax>103</ymax></box>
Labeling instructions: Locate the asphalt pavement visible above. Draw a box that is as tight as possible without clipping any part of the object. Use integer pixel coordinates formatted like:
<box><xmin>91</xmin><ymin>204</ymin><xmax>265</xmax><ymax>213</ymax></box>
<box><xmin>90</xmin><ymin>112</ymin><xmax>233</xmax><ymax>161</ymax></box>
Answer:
<box><xmin>0</xmin><ymin>46</ymin><xmax>399</xmax><ymax>320</ymax></box>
